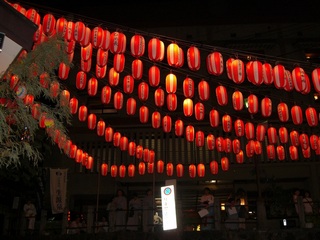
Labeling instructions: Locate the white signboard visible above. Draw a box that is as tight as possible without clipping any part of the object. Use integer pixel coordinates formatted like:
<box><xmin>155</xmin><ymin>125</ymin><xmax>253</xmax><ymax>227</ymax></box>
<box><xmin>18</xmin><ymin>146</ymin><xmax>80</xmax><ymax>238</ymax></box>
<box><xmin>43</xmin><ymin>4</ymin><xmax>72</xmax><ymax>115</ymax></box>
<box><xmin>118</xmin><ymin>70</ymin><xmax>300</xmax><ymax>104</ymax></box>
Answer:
<box><xmin>161</xmin><ymin>185</ymin><xmax>177</xmax><ymax>230</ymax></box>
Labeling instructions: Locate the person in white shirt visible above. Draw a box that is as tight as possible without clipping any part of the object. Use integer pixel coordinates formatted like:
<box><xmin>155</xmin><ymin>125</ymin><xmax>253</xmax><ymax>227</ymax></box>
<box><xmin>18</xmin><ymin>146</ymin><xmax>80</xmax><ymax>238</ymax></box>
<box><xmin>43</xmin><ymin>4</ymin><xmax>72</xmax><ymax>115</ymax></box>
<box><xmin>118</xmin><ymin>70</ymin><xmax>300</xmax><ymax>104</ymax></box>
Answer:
<box><xmin>199</xmin><ymin>187</ymin><xmax>214</xmax><ymax>230</ymax></box>
<box><xmin>303</xmin><ymin>191</ymin><xmax>313</xmax><ymax>214</ymax></box>
<box><xmin>113</xmin><ymin>189</ymin><xmax>127</xmax><ymax>231</ymax></box>
<box><xmin>23</xmin><ymin>199</ymin><xmax>37</xmax><ymax>235</ymax></box>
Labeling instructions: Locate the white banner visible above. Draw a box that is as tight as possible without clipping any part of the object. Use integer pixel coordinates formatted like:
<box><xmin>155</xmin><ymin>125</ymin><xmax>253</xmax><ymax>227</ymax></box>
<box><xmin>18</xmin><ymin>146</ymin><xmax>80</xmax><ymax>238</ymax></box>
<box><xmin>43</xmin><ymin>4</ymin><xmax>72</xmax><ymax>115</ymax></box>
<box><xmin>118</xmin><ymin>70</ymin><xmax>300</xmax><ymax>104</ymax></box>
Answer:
<box><xmin>50</xmin><ymin>168</ymin><xmax>67</xmax><ymax>214</ymax></box>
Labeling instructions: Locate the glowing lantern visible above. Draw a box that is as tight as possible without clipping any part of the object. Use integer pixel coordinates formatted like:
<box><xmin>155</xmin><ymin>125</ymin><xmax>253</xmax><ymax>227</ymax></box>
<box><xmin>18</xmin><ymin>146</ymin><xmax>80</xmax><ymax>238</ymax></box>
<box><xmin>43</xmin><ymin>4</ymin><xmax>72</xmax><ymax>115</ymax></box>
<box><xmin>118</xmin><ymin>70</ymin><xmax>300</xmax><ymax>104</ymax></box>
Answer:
<box><xmin>117</xmin><ymin>165</ymin><xmax>125</xmax><ymax>178</ymax></box>
<box><xmin>101</xmin><ymin>29</ymin><xmax>110</xmax><ymax>50</ymax></box>
<box><xmin>128</xmin><ymin>164</ymin><xmax>135</xmax><ymax>177</ymax></box>
<box><xmin>147</xmin><ymin>162</ymin><xmax>154</xmax><ymax>174</ymax></box>
<box><xmin>216</xmin><ymin>85</ymin><xmax>228</xmax><ymax>106</ymax></box>
<box><xmin>123</xmin><ymin>75</ymin><xmax>134</xmax><ymax>94</ymax></box>
<box><xmin>198</xmin><ymin>79</ymin><xmax>210</xmax><ymax>101</ymax></box>
<box><xmin>91</xmin><ymin>26</ymin><xmax>104</xmax><ymax>48</ymax></box>
<box><xmin>194</xmin><ymin>102</ymin><xmax>205</xmax><ymax>121</ymax></box>
<box><xmin>273</xmin><ymin>64</ymin><xmax>286</xmax><ymax>89</ymax></box>
<box><xmin>267</xmin><ymin>145</ymin><xmax>276</xmax><ymax>160</ymax></box>
<box><xmin>65</xmin><ymin>21</ymin><xmax>75</xmax><ymax>41</ymax></box>
<box><xmin>291</xmin><ymin>105</ymin><xmax>303</xmax><ymax>125</ymax></box>
<box><xmin>136</xmin><ymin>145</ymin><xmax>143</xmax><ymax>159</ymax></box>
<box><xmin>299</xmin><ymin>133</ymin><xmax>309</xmax><ymax>150</ymax></box>
<box><xmin>235</xmin><ymin>150</ymin><xmax>244</xmax><ymax>164</ymax></box>
<box><xmin>222</xmin><ymin>114</ymin><xmax>232</xmax><ymax>133</ymax></box>
<box><xmin>132</xmin><ymin>59</ymin><xmax>143</xmax><ymax>80</ymax></box>
<box><xmin>261</xmin><ymin>97</ymin><xmax>272</xmax><ymax>117</ymax></box>
<box><xmin>96</xmin><ymin>65</ymin><xmax>107</xmax><ymax>79</ymax></box>
<box><xmin>305</xmin><ymin>107</ymin><xmax>318</xmax><ymax>127</ymax></box>
<box><xmin>183</xmin><ymin>77</ymin><xmax>194</xmax><ymax>98</ymax></box>
<box><xmin>167</xmin><ymin>43</ymin><xmax>182</xmax><ymax>67</ymax></box>
<box><xmin>58</xmin><ymin>62</ymin><xmax>70</xmax><ymax>80</ymax></box>
<box><xmin>267</xmin><ymin>127</ymin><xmax>277</xmax><ymax>144</ymax></box>
<box><xmin>128</xmin><ymin>142</ymin><xmax>136</xmax><ymax>156</ymax></box>
<box><xmin>175</xmin><ymin>119</ymin><xmax>184</xmax><ymax>137</ymax></box>
<box><xmin>187</xmin><ymin>46</ymin><xmax>201</xmax><ymax>71</ymax></box>
<box><xmin>302</xmin><ymin>147</ymin><xmax>311</xmax><ymax>158</ymax></box>
<box><xmin>110</xmin><ymin>165</ymin><xmax>118</xmax><ymax>177</ymax></box>
<box><xmin>262</xmin><ymin>63</ymin><xmax>274</xmax><ymax>85</ymax></box>
<box><xmin>183</xmin><ymin>98</ymin><xmax>193</xmax><ymax>117</ymax></box>
<box><xmin>310</xmin><ymin>135</ymin><xmax>319</xmax><ymax>150</ymax></box>
<box><xmin>110</xmin><ymin>31</ymin><xmax>126</xmax><ymax>53</ymax></box>
<box><xmin>56</xmin><ymin>17</ymin><xmax>68</xmax><ymax>38</ymax></box>
<box><xmin>50</xmin><ymin>81</ymin><xmax>60</xmax><ymax>98</ymax></box>
<box><xmin>42</xmin><ymin>13</ymin><xmax>56</xmax><ymax>36</ymax></box>
<box><xmin>113</xmin><ymin>131</ymin><xmax>121</xmax><ymax>147</ymax></box>
<box><xmin>87</xmin><ymin>113</ymin><xmax>97</xmax><ymax>130</ymax></box>
<box><xmin>130</xmin><ymin>34</ymin><xmax>145</xmax><ymax>57</ymax></box>
<box><xmin>284</xmin><ymin>70</ymin><xmax>294</xmax><ymax>92</ymax></box>
<box><xmin>206</xmin><ymin>52</ymin><xmax>224</xmax><ymax>76</ymax></box>
<box><xmin>185</xmin><ymin>125</ymin><xmax>195</xmax><ymax>142</ymax></box>
<box><xmin>206</xmin><ymin>134</ymin><xmax>215</xmax><ymax>150</ymax></box>
<box><xmin>232</xmin><ymin>90</ymin><xmax>244</xmax><ymax>111</ymax></box>
<box><xmin>276</xmin><ymin>145</ymin><xmax>285</xmax><ymax>160</ymax></box>
<box><xmin>247</xmin><ymin>94</ymin><xmax>258</xmax><ymax>114</ymax></box>
<box><xmin>289</xmin><ymin>146</ymin><xmax>298</xmax><ymax>160</ymax></box>
<box><xmin>162</xmin><ymin>115</ymin><xmax>172</xmax><ymax>133</ymax></box>
<box><xmin>224</xmin><ymin>138</ymin><xmax>232</xmax><ymax>153</ymax></box>
<box><xmin>80</xmin><ymin>58</ymin><xmax>91</xmax><ymax>73</ymax></box>
<box><xmin>25</xmin><ymin>8</ymin><xmax>40</xmax><ymax>25</ymax></box>
<box><xmin>195</xmin><ymin>131</ymin><xmax>205</xmax><ymax>147</ymax></box>
<box><xmin>39</xmin><ymin>113</ymin><xmax>47</xmax><ymax>128</ymax></box>
<box><xmin>76</xmin><ymin>71</ymin><xmax>87</xmax><ymax>90</ymax></box>
<box><xmin>278</xmin><ymin>126</ymin><xmax>288</xmax><ymax>144</ymax></box>
<box><xmin>24</xmin><ymin>94</ymin><xmax>34</xmax><ymax>106</ymax></box>
<box><xmin>166</xmin><ymin>163</ymin><xmax>174</xmax><ymax>176</ymax></box>
<box><xmin>245</xmin><ymin>122</ymin><xmax>255</xmax><ymax>140</ymax></box>
<box><xmin>39</xmin><ymin>72</ymin><xmax>49</xmax><ymax>89</ymax></box>
<box><xmin>209</xmin><ymin>161</ymin><xmax>218</xmax><ymax>174</ymax></box>
<box><xmin>152</xmin><ymin>111</ymin><xmax>161</xmax><ymax>129</ymax></box>
<box><xmin>290</xmin><ymin>130</ymin><xmax>300</xmax><ymax>147</ymax></box>
<box><xmin>231</xmin><ymin>59</ymin><xmax>245</xmax><ymax>84</ymax></box>
<box><xmin>157</xmin><ymin>160</ymin><xmax>164</xmax><ymax>173</ymax></box>
<box><xmin>113</xmin><ymin>53</ymin><xmax>125</xmax><ymax>73</ymax></box>
<box><xmin>85</xmin><ymin>156</ymin><xmax>93</xmax><ymax>170</ymax></box>
<box><xmin>120</xmin><ymin>136</ymin><xmax>129</xmax><ymax>151</ymax></box>
<box><xmin>64</xmin><ymin>140</ymin><xmax>72</xmax><ymax>155</ymax></box>
<box><xmin>75</xmin><ymin>149</ymin><xmax>83</xmax><ymax>163</ymax></box>
<box><xmin>78</xmin><ymin>105</ymin><xmax>88</xmax><ymax>122</ymax></box>
<box><xmin>176</xmin><ymin>163</ymin><xmax>184</xmax><ymax>177</ymax></box>
<box><xmin>221</xmin><ymin>157</ymin><xmax>229</xmax><ymax>171</ymax></box>
<box><xmin>209</xmin><ymin>109</ymin><xmax>220</xmax><ymax>127</ymax></box>
<box><xmin>292</xmin><ymin>66</ymin><xmax>307</xmax><ymax>92</ymax></box>
<box><xmin>226</xmin><ymin>58</ymin><xmax>235</xmax><ymax>80</ymax></box>
<box><xmin>96</xmin><ymin>48</ymin><xmax>108</xmax><ymax>67</ymax></box>
<box><xmin>109</xmin><ymin>67</ymin><xmax>120</xmax><ymax>86</ymax></box>
<box><xmin>80</xmin><ymin>26</ymin><xmax>91</xmax><ymax>47</ymax></box>
<box><xmin>277</xmin><ymin>102</ymin><xmax>289</xmax><ymax>122</ymax></box>
<box><xmin>246</xmin><ymin>60</ymin><xmax>263</xmax><ymax>85</ymax></box>
<box><xmin>143</xmin><ymin>148</ymin><xmax>150</xmax><ymax>163</ymax></box>
<box><xmin>87</xmin><ymin>77</ymin><xmax>98</xmax><ymax>96</ymax></box>
<box><xmin>232</xmin><ymin>139</ymin><xmax>241</xmax><ymax>154</ymax></box>
<box><xmin>246</xmin><ymin>140</ymin><xmax>255</xmax><ymax>157</ymax></box>
<box><xmin>101</xmin><ymin>85</ymin><xmax>112</xmax><ymax>104</ymax></box>
<box><xmin>166</xmin><ymin>93</ymin><xmax>177</xmax><ymax>111</ymax></box>
<box><xmin>138</xmin><ymin>162</ymin><xmax>145</xmax><ymax>175</ymax></box>
<box><xmin>69</xmin><ymin>97</ymin><xmax>78</xmax><ymax>114</ymax></box>
<box><xmin>311</xmin><ymin>68</ymin><xmax>320</xmax><ymax>93</ymax></box>
<box><xmin>113</xmin><ymin>91</ymin><xmax>123</xmax><ymax>110</ymax></box>
<box><xmin>139</xmin><ymin>106</ymin><xmax>149</xmax><ymax>123</ymax></box>
<box><xmin>148</xmin><ymin>38</ymin><xmax>164</xmax><ymax>61</ymax></box>
<box><xmin>165</xmin><ymin>73</ymin><xmax>177</xmax><ymax>93</ymax></box>
<box><xmin>81</xmin><ymin>43</ymin><xmax>92</xmax><ymax>61</ymax></box>
<box><xmin>69</xmin><ymin>144</ymin><xmax>77</xmax><ymax>159</ymax></box>
<box><xmin>154</xmin><ymin>88</ymin><xmax>165</xmax><ymax>107</ymax></box>
<box><xmin>105</xmin><ymin>127</ymin><xmax>114</xmax><ymax>142</ymax></box>
<box><xmin>73</xmin><ymin>21</ymin><xmax>86</xmax><ymax>42</ymax></box>
<box><xmin>196</xmin><ymin>163</ymin><xmax>205</xmax><ymax>177</ymax></box>
<box><xmin>97</xmin><ymin>120</ymin><xmax>105</xmax><ymax>136</ymax></box>
<box><xmin>216</xmin><ymin>137</ymin><xmax>225</xmax><ymax>152</ymax></box>
<box><xmin>100</xmin><ymin>163</ymin><xmax>108</xmax><ymax>176</ymax></box>
<box><xmin>126</xmin><ymin>98</ymin><xmax>136</xmax><ymax>116</ymax></box>
<box><xmin>138</xmin><ymin>82</ymin><xmax>149</xmax><ymax>101</ymax></box>
<box><xmin>254</xmin><ymin>141</ymin><xmax>262</xmax><ymax>155</ymax></box>
<box><xmin>149</xmin><ymin>65</ymin><xmax>160</xmax><ymax>87</ymax></box>
<box><xmin>149</xmin><ymin>150</ymin><xmax>155</xmax><ymax>163</ymax></box>
<box><xmin>234</xmin><ymin>119</ymin><xmax>245</xmax><ymax>137</ymax></box>
<box><xmin>189</xmin><ymin>164</ymin><xmax>196</xmax><ymax>178</ymax></box>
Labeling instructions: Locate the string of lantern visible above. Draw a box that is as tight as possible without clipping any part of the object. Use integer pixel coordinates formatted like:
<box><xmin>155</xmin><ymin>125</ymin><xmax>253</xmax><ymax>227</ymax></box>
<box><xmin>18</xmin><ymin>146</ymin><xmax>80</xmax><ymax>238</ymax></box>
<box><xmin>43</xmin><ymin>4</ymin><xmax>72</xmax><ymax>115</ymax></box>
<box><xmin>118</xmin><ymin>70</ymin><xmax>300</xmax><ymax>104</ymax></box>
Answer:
<box><xmin>7</xmin><ymin>2</ymin><xmax>320</xmax><ymax>179</ymax></box>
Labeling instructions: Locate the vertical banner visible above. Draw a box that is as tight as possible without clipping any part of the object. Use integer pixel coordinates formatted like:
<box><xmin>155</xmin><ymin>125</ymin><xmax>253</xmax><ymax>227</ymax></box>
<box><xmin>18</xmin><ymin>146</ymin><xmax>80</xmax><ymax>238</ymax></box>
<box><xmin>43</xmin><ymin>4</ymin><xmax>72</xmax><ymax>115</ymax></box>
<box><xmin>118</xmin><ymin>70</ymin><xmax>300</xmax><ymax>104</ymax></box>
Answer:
<box><xmin>50</xmin><ymin>168</ymin><xmax>67</xmax><ymax>214</ymax></box>
<box><xmin>161</xmin><ymin>185</ymin><xmax>177</xmax><ymax>230</ymax></box>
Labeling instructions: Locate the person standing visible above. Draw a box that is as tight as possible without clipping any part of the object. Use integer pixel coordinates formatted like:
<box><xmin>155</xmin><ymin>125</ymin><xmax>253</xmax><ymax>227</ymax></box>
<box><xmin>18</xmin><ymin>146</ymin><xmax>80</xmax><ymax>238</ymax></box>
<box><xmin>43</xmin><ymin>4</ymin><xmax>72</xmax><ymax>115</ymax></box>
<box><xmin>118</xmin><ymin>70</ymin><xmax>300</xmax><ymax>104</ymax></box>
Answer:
<box><xmin>127</xmin><ymin>192</ymin><xmax>142</xmax><ymax>231</ymax></box>
<box><xmin>199</xmin><ymin>187</ymin><xmax>214</xmax><ymax>230</ymax></box>
<box><xmin>113</xmin><ymin>189</ymin><xmax>127</xmax><ymax>231</ymax></box>
<box><xmin>23</xmin><ymin>199</ymin><xmax>37</xmax><ymax>235</ymax></box>
<box><xmin>142</xmin><ymin>188</ymin><xmax>155</xmax><ymax>237</ymax></box>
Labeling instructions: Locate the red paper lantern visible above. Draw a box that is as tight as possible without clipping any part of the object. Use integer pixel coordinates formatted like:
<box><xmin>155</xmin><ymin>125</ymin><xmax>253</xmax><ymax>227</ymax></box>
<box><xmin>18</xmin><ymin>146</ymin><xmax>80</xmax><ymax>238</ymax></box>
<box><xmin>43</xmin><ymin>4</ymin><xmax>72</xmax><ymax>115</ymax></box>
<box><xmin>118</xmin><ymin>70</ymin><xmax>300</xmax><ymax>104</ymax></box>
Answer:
<box><xmin>149</xmin><ymin>65</ymin><xmax>160</xmax><ymax>87</ymax></box>
<box><xmin>42</xmin><ymin>13</ymin><xmax>56</xmax><ymax>36</ymax></box>
<box><xmin>63</xmin><ymin>139</ymin><xmax>72</xmax><ymax>155</ymax></box>
<box><xmin>113</xmin><ymin>91</ymin><xmax>123</xmax><ymax>110</ymax></box>
<box><xmin>78</xmin><ymin>105</ymin><xmax>88</xmax><ymax>122</ymax></box>
<box><xmin>128</xmin><ymin>142</ymin><xmax>136</xmax><ymax>156</ymax></box>
<box><xmin>299</xmin><ymin>133</ymin><xmax>309</xmax><ymax>150</ymax></box>
<box><xmin>183</xmin><ymin>77</ymin><xmax>194</xmax><ymax>98</ymax></box>
<box><xmin>216</xmin><ymin>85</ymin><xmax>228</xmax><ymax>106</ymax></box>
<box><xmin>97</xmin><ymin>120</ymin><xmax>105</xmax><ymax>136</ymax></box>
<box><xmin>157</xmin><ymin>160</ymin><xmax>164</xmax><ymax>173</ymax></box>
<box><xmin>246</xmin><ymin>60</ymin><xmax>263</xmax><ymax>85</ymax></box>
<box><xmin>248</xmin><ymin>94</ymin><xmax>258</xmax><ymax>114</ymax></box>
<box><xmin>101</xmin><ymin>85</ymin><xmax>112</xmax><ymax>104</ymax></box>
<box><xmin>187</xmin><ymin>46</ymin><xmax>201</xmax><ymax>71</ymax></box>
<box><xmin>39</xmin><ymin>113</ymin><xmax>47</xmax><ymax>128</ymax></box>
<box><xmin>149</xmin><ymin>150</ymin><xmax>155</xmax><ymax>164</ymax></box>
<box><xmin>138</xmin><ymin>82</ymin><xmax>149</xmax><ymax>102</ymax></box>
<box><xmin>302</xmin><ymin>147</ymin><xmax>311</xmax><ymax>158</ymax></box>
<box><xmin>195</xmin><ymin>131</ymin><xmax>205</xmax><ymax>147</ymax></box>
<box><xmin>120</xmin><ymin>136</ymin><xmax>129</xmax><ymax>151</ymax></box>
<box><xmin>81</xmin><ymin>43</ymin><xmax>92</xmax><ymax>61</ymax></box>
<box><xmin>262</xmin><ymin>63</ymin><xmax>274</xmax><ymax>85</ymax></box>
<box><xmin>80</xmin><ymin>58</ymin><xmax>92</xmax><ymax>73</ymax></box>
<box><xmin>231</xmin><ymin>59</ymin><xmax>245</xmax><ymax>84</ymax></box>
<box><xmin>254</xmin><ymin>141</ymin><xmax>262</xmax><ymax>155</ymax></box>
<box><xmin>96</xmin><ymin>65</ymin><xmax>107</xmax><ymax>79</ymax></box>
<box><xmin>136</xmin><ymin>145</ymin><xmax>143</xmax><ymax>159</ymax></box>
<box><xmin>224</xmin><ymin>138</ymin><xmax>232</xmax><ymax>153</ymax></box>
<box><xmin>73</xmin><ymin>21</ymin><xmax>86</xmax><ymax>42</ymax></box>
<box><xmin>126</xmin><ymin>97</ymin><xmax>136</xmax><ymax>116</ymax></box>
<box><xmin>65</xmin><ymin>21</ymin><xmax>75</xmax><ymax>41</ymax></box>
<box><xmin>235</xmin><ymin>150</ymin><xmax>244</xmax><ymax>164</ymax></box>
<box><xmin>91</xmin><ymin>26</ymin><xmax>104</xmax><ymax>48</ymax></box>
<box><xmin>234</xmin><ymin>119</ymin><xmax>245</xmax><ymax>137</ymax></box>
<box><xmin>226</xmin><ymin>58</ymin><xmax>235</xmax><ymax>80</ymax></box>
<box><xmin>24</xmin><ymin>94</ymin><xmax>34</xmax><ymax>106</ymax></box>
<box><xmin>289</xmin><ymin>146</ymin><xmax>298</xmax><ymax>160</ymax></box>
<box><xmin>216</xmin><ymin>137</ymin><xmax>225</xmax><ymax>152</ymax></box>
<box><xmin>152</xmin><ymin>111</ymin><xmax>161</xmax><ymax>129</ymax></box>
<box><xmin>59</xmin><ymin>90</ymin><xmax>70</xmax><ymax>107</ymax></box>
<box><xmin>86</xmin><ymin>156</ymin><xmax>94</xmax><ymax>170</ymax></box>
<box><xmin>222</xmin><ymin>114</ymin><xmax>232</xmax><ymax>133</ymax></box>
<box><xmin>245</xmin><ymin>122</ymin><xmax>255</xmax><ymax>140</ymax></box>
<box><xmin>143</xmin><ymin>148</ymin><xmax>150</xmax><ymax>163</ymax></box>
<box><xmin>105</xmin><ymin>126</ymin><xmax>114</xmax><ymax>142</ymax></box>
<box><xmin>273</xmin><ymin>64</ymin><xmax>286</xmax><ymax>89</ymax></box>
<box><xmin>50</xmin><ymin>81</ymin><xmax>60</xmax><ymax>98</ymax></box>
<box><xmin>284</xmin><ymin>70</ymin><xmax>294</xmax><ymax>92</ymax></box>
<box><xmin>166</xmin><ymin>163</ymin><xmax>174</xmax><ymax>176</ymax></box>
<box><xmin>69</xmin><ymin>97</ymin><xmax>78</xmax><ymax>114</ymax></box>
<box><xmin>128</xmin><ymin>164</ymin><xmax>135</xmax><ymax>177</ymax></box>
<box><xmin>175</xmin><ymin>119</ymin><xmax>184</xmax><ymax>136</ymax></box>
<box><xmin>130</xmin><ymin>34</ymin><xmax>145</xmax><ymax>58</ymax></box>
<box><xmin>111</xmin><ymin>164</ymin><xmax>118</xmax><ymax>177</ymax></box>
<box><xmin>311</xmin><ymin>68</ymin><xmax>320</xmax><ymax>93</ymax></box>
<box><xmin>96</xmin><ymin>48</ymin><xmax>108</xmax><ymax>67</ymax></box>
<box><xmin>26</xmin><ymin>8</ymin><xmax>41</xmax><ymax>25</ymax></box>
<box><xmin>291</xmin><ymin>105</ymin><xmax>303</xmax><ymax>125</ymax></box>
<box><xmin>246</xmin><ymin>140</ymin><xmax>255</xmax><ymax>157</ymax></box>
<box><xmin>185</xmin><ymin>125</ymin><xmax>195</xmax><ymax>142</ymax></box>
<box><xmin>162</xmin><ymin>115</ymin><xmax>172</xmax><ymax>133</ymax></box>
<box><xmin>256</xmin><ymin>124</ymin><xmax>266</xmax><ymax>142</ymax></box>
<box><xmin>154</xmin><ymin>88</ymin><xmax>165</xmax><ymax>107</ymax></box>
<box><xmin>110</xmin><ymin>31</ymin><xmax>126</xmax><ymax>54</ymax></box>
<box><xmin>147</xmin><ymin>162</ymin><xmax>154</xmax><ymax>174</ymax></box>
<box><xmin>232</xmin><ymin>90</ymin><xmax>244</xmax><ymax>111</ymax></box>
<box><xmin>76</xmin><ymin>71</ymin><xmax>87</xmax><ymax>90</ymax></box>
<box><xmin>87</xmin><ymin>77</ymin><xmax>98</xmax><ymax>96</ymax></box>
<box><xmin>261</xmin><ymin>97</ymin><xmax>272</xmax><ymax>118</ymax></box>
<box><xmin>290</xmin><ymin>130</ymin><xmax>300</xmax><ymax>147</ymax></box>
<box><xmin>194</xmin><ymin>103</ymin><xmax>204</xmax><ymax>121</ymax></box>
<box><xmin>206</xmin><ymin>134</ymin><xmax>215</xmax><ymax>150</ymax></box>
<box><xmin>183</xmin><ymin>98</ymin><xmax>193</xmax><ymax>117</ymax></box>
<box><xmin>101</xmin><ymin>163</ymin><xmax>108</xmax><ymax>176</ymax></box>
<box><xmin>165</xmin><ymin>73</ymin><xmax>177</xmax><ymax>93</ymax></box>
<box><xmin>139</xmin><ymin>106</ymin><xmax>149</xmax><ymax>123</ymax></box>
<box><xmin>176</xmin><ymin>163</ymin><xmax>184</xmax><ymax>177</ymax></box>
<box><xmin>198</xmin><ymin>79</ymin><xmax>210</xmax><ymax>101</ymax></box>
<box><xmin>123</xmin><ymin>75</ymin><xmax>134</xmax><ymax>94</ymax></box>
<box><xmin>209</xmin><ymin>160</ymin><xmax>219</xmax><ymax>174</ymax></box>
<box><xmin>56</xmin><ymin>17</ymin><xmax>68</xmax><ymax>38</ymax></box>
<box><xmin>276</xmin><ymin>145</ymin><xmax>285</xmax><ymax>160</ymax></box>
<box><xmin>267</xmin><ymin>145</ymin><xmax>276</xmax><ymax>160</ymax></box>
<box><xmin>75</xmin><ymin>149</ymin><xmax>83</xmax><ymax>163</ymax></box>
<box><xmin>138</xmin><ymin>162</ymin><xmax>146</xmax><ymax>175</ymax></box>
<box><xmin>69</xmin><ymin>144</ymin><xmax>77</xmax><ymax>159</ymax></box>
<box><xmin>113</xmin><ymin>132</ymin><xmax>121</xmax><ymax>147</ymax></box>
<box><xmin>221</xmin><ymin>157</ymin><xmax>229</xmax><ymax>171</ymax></box>
<box><xmin>189</xmin><ymin>164</ymin><xmax>196</xmax><ymax>178</ymax></box>
<box><xmin>109</xmin><ymin>67</ymin><xmax>120</xmax><ymax>86</ymax></box>
<box><xmin>277</xmin><ymin>102</ymin><xmax>289</xmax><ymax>122</ymax></box>
<box><xmin>167</xmin><ymin>43</ymin><xmax>182</xmax><ymax>67</ymax></box>
<box><xmin>305</xmin><ymin>107</ymin><xmax>318</xmax><ymax>127</ymax></box>
<box><xmin>148</xmin><ymin>38</ymin><xmax>164</xmax><ymax>62</ymax></box>
<box><xmin>80</xmin><ymin>26</ymin><xmax>91</xmax><ymax>47</ymax></box>
<box><xmin>166</xmin><ymin>93</ymin><xmax>177</xmax><ymax>111</ymax></box>
<box><xmin>132</xmin><ymin>59</ymin><xmax>143</xmax><ymax>80</ymax></box>
<box><xmin>206</xmin><ymin>52</ymin><xmax>224</xmax><ymax>76</ymax></box>
<box><xmin>209</xmin><ymin>109</ymin><xmax>220</xmax><ymax>127</ymax></box>
<box><xmin>113</xmin><ymin>53</ymin><xmax>125</xmax><ymax>73</ymax></box>
<box><xmin>267</xmin><ymin>127</ymin><xmax>277</xmax><ymax>144</ymax></box>
<box><xmin>87</xmin><ymin>113</ymin><xmax>97</xmax><ymax>130</ymax></box>
<box><xmin>196</xmin><ymin>163</ymin><xmax>205</xmax><ymax>177</ymax></box>
<box><xmin>232</xmin><ymin>139</ymin><xmax>241</xmax><ymax>154</ymax></box>
<box><xmin>310</xmin><ymin>135</ymin><xmax>319</xmax><ymax>150</ymax></box>
<box><xmin>292</xmin><ymin>66</ymin><xmax>308</xmax><ymax>92</ymax></box>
